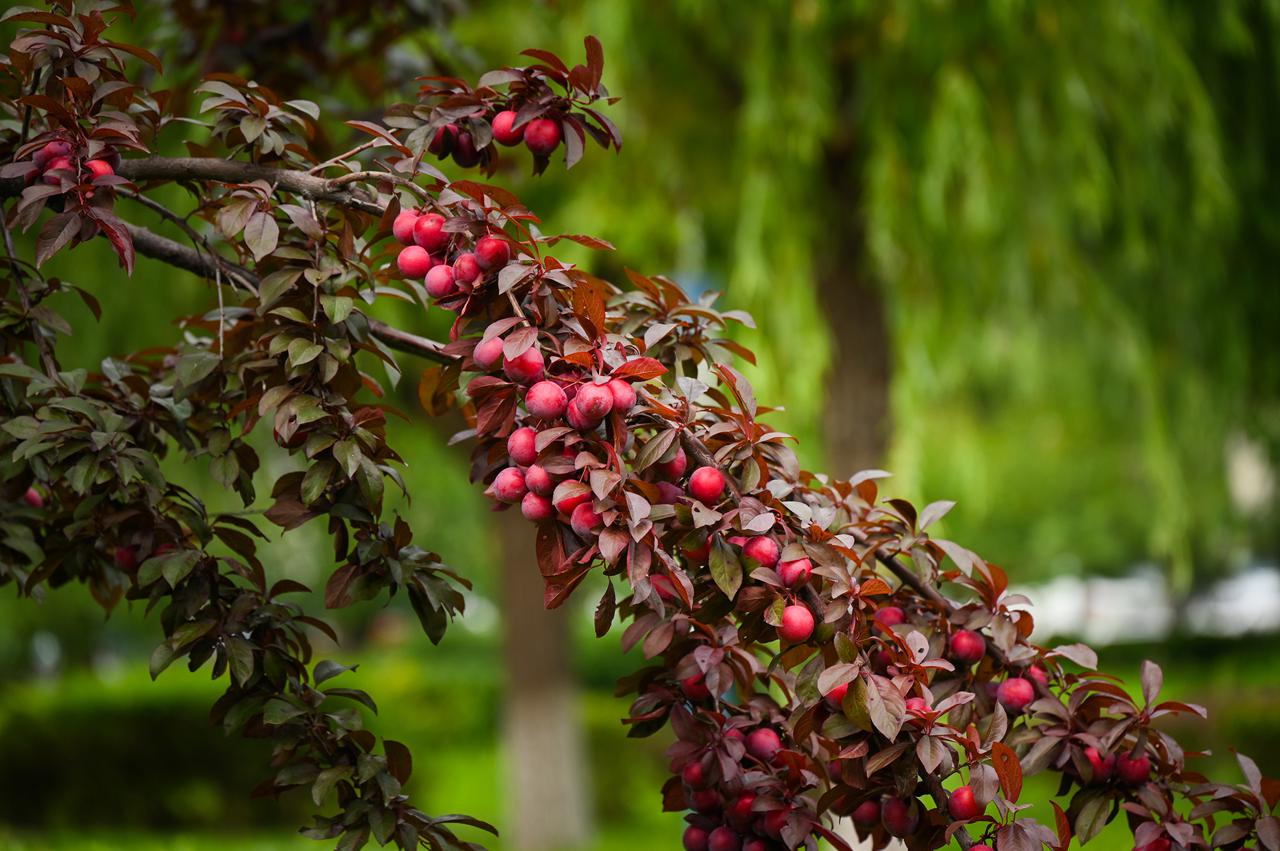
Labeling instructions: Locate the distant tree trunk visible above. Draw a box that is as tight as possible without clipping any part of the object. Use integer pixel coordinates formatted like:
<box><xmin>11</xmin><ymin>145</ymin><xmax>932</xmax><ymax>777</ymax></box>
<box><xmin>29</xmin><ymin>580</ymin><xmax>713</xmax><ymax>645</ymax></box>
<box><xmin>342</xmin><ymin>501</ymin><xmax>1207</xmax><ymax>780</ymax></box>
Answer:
<box><xmin>497</xmin><ymin>510</ymin><xmax>593</xmax><ymax>850</ymax></box>
<box><xmin>817</xmin><ymin>48</ymin><xmax>891</xmax><ymax>475</ymax></box>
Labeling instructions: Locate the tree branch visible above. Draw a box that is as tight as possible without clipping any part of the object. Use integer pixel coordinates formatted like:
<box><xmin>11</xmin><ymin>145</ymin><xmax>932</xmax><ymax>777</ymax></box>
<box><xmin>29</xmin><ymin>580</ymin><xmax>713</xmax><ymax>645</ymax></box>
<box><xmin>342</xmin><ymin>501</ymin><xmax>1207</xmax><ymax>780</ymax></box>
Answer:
<box><xmin>122</xmin><ymin>222</ymin><xmax>451</xmax><ymax>364</ymax></box>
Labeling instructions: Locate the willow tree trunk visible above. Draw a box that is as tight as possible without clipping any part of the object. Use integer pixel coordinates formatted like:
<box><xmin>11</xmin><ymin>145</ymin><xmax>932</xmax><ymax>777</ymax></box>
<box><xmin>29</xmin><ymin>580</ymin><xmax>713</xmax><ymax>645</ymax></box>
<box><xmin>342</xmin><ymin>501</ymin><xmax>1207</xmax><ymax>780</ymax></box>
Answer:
<box><xmin>497</xmin><ymin>510</ymin><xmax>593</xmax><ymax>850</ymax></box>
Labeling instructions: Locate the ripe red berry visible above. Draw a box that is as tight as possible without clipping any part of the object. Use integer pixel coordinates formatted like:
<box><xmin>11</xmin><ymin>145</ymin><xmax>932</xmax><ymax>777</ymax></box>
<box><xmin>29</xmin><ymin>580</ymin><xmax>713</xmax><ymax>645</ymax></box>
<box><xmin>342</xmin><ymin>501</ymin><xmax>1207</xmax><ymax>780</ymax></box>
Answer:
<box><xmin>681</xmin><ymin>761</ymin><xmax>708</xmax><ymax>788</ymax></box>
<box><xmin>707</xmin><ymin>826</ymin><xmax>741</xmax><ymax>851</ymax></box>
<box><xmin>683</xmin><ymin>537</ymin><xmax>711</xmax><ymax>564</ymax></box>
<box><xmin>491</xmin><ymin>468</ymin><xmax>527</xmax><ymax>503</ymax></box>
<box><xmin>503</xmin><ymin>347</ymin><xmax>544</xmax><ymax>383</ymax></box>
<box><xmin>761</xmin><ymin>809</ymin><xmax>788</xmax><ymax>838</ymax></box>
<box><xmin>428</xmin><ymin>123</ymin><xmax>457</xmax><ymax>156</ymax></box>
<box><xmin>742</xmin><ymin>536</ymin><xmax>780</xmax><ymax>568</ymax></box>
<box><xmin>520</xmin><ymin>491</ymin><xmax>553</xmax><ymax>522</ymax></box>
<box><xmin>22</xmin><ymin>487</ymin><xmax>44</xmax><ymax>508</ymax></box>
<box><xmin>682</xmin><ymin>826</ymin><xmax>710</xmax><ymax>851</ymax></box>
<box><xmin>1117</xmin><ymin>752</ymin><xmax>1151</xmax><ymax>784</ymax></box>
<box><xmin>778</xmin><ymin>604</ymin><xmax>815</xmax><ymax>643</ymax></box>
<box><xmin>554</xmin><ymin>486</ymin><xmax>591</xmax><ymax>516</ymax></box>
<box><xmin>412</xmin><ymin>212</ymin><xmax>449</xmax><ymax>252</ymax></box>
<box><xmin>566</xmin><ymin>398</ymin><xmax>599</xmax><ymax>431</ymax></box>
<box><xmin>524</xmin><ymin>464</ymin><xmax>553</xmax><ymax>496</ymax></box>
<box><xmin>874</xmin><ymin>605</ymin><xmax>906</xmax><ymax>629</ymax></box>
<box><xmin>474</xmin><ymin>336</ymin><xmax>505</xmax><ymax>370</ymax></box>
<box><xmin>392</xmin><ymin>210</ymin><xmax>419</xmax><ymax>245</ymax></box>
<box><xmin>474</xmin><ymin>235</ymin><xmax>510</xmax><ymax>270</ymax></box>
<box><xmin>606</xmin><ymin>377</ymin><xmax>637</xmax><ymax>412</ymax></box>
<box><xmin>681</xmin><ymin>673</ymin><xmax>711</xmax><ymax>700</ymax></box>
<box><xmin>507</xmin><ymin>427</ymin><xmax>538</xmax><ymax>466</ymax></box>
<box><xmin>905</xmin><ymin>696</ymin><xmax>930</xmax><ymax>715</ymax></box>
<box><xmin>881</xmin><ymin>797</ymin><xmax>918</xmax><ymax>837</ymax></box>
<box><xmin>949</xmin><ymin>629</ymin><xmax>987</xmax><ymax>665</ymax></box>
<box><xmin>452</xmin><ymin>130</ymin><xmax>480</xmax><ymax>167</ymax></box>
<box><xmin>113</xmin><ymin>545</ymin><xmax>138</xmax><ymax>571</ymax></box>
<box><xmin>576</xmin><ymin>382</ymin><xmax>614</xmax><ymax>420</ymax></box>
<box><xmin>996</xmin><ymin>677</ymin><xmax>1036</xmax><ymax>713</ymax></box>
<box><xmin>1084</xmin><ymin>746</ymin><xmax>1116</xmax><ymax>783</ymax></box>
<box><xmin>658</xmin><ymin>447</ymin><xmax>689</xmax><ymax>480</ymax></box>
<box><xmin>491</xmin><ymin>110</ymin><xmax>524</xmax><ymax>146</ymax></box>
<box><xmin>852</xmin><ymin>800</ymin><xmax>880</xmax><ymax>827</ymax></box>
<box><xmin>424</xmin><ymin>263</ymin><xmax>457</xmax><ymax>298</ymax></box>
<box><xmin>1027</xmin><ymin>663</ymin><xmax>1050</xmax><ymax>688</ymax></box>
<box><xmin>691</xmin><ymin>789</ymin><xmax>720</xmax><ymax>814</ymax></box>
<box><xmin>746</xmin><ymin>728</ymin><xmax>782</xmax><ymax>762</ymax></box>
<box><xmin>84</xmin><ymin>159</ymin><xmax>114</xmax><ymax>180</ymax></box>
<box><xmin>688</xmin><ymin>467</ymin><xmax>726</xmax><ymax>503</ymax></box>
<box><xmin>452</xmin><ymin>252</ymin><xmax>482</xmax><ymax>288</ymax></box>
<box><xmin>396</xmin><ymin>245</ymin><xmax>435</xmax><ymax>279</ymax></box>
<box><xmin>570</xmin><ymin>502</ymin><xmax>601</xmax><ymax>537</ymax></box>
<box><xmin>742</xmin><ymin>840</ymin><xmax>768</xmax><ymax>851</ymax></box>
<box><xmin>42</xmin><ymin>156</ymin><xmax>73</xmax><ymax>185</ymax></box>
<box><xmin>33</xmin><ymin>139</ymin><xmax>72</xmax><ymax>170</ymax></box>
<box><xmin>824</xmin><ymin>681</ymin><xmax>849</xmax><ymax>708</ymax></box>
<box><xmin>524</xmin><ymin>117</ymin><xmax>562</xmax><ymax>155</ymax></box>
<box><xmin>948</xmin><ymin>785</ymin><xmax>984</xmax><ymax>821</ymax></box>
<box><xmin>778</xmin><ymin>557</ymin><xmax>812</xmax><ymax>587</ymax></box>
<box><xmin>729</xmin><ymin>793</ymin><xmax>755</xmax><ymax>824</ymax></box>
<box><xmin>525</xmin><ymin>380</ymin><xmax>568</xmax><ymax>419</ymax></box>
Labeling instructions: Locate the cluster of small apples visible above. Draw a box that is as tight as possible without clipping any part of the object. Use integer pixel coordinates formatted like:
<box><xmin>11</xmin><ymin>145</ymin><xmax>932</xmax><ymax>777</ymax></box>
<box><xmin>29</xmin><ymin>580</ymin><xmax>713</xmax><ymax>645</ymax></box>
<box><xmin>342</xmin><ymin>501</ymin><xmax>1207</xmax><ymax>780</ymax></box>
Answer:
<box><xmin>1080</xmin><ymin>744</ymin><xmax>1152</xmax><ymax>786</ymax></box>
<box><xmin>20</xmin><ymin>137</ymin><xmax>117</xmax><ymax>190</ymax></box>
<box><xmin>426</xmin><ymin>108</ymin><xmax>563</xmax><ymax>168</ymax></box>
<box><xmin>392</xmin><ymin>207</ymin><xmax>510</xmax><ymax>300</ymax></box>
<box><xmin>678</xmin><ymin>725</ymin><xmax>809</xmax><ymax>851</ymax></box>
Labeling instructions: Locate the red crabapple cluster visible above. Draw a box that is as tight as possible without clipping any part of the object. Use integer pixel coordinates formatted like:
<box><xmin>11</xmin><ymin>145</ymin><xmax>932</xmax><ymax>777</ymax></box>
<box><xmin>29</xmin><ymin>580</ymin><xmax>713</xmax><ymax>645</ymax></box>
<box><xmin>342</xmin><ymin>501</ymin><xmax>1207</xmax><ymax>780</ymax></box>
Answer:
<box><xmin>425</xmin><ymin>107</ymin><xmax>563</xmax><ymax>169</ymax></box>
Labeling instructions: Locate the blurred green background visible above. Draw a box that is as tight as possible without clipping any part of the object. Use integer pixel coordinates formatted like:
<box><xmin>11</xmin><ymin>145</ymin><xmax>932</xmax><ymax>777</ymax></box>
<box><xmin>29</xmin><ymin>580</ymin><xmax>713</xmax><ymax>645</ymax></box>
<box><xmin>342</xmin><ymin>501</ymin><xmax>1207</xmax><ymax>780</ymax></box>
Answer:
<box><xmin>2</xmin><ymin>1</ymin><xmax>1278</xmax><ymax>849</ymax></box>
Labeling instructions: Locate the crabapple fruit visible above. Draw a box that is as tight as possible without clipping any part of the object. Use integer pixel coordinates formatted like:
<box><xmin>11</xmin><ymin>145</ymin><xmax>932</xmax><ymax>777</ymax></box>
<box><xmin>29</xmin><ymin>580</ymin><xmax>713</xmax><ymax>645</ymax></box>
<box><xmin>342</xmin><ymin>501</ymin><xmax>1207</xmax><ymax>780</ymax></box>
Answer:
<box><xmin>778</xmin><ymin>604</ymin><xmax>814</xmax><ymax>643</ymax></box>
<box><xmin>452</xmin><ymin>130</ymin><xmax>480</xmax><ymax>167</ymax></box>
<box><xmin>683</xmin><ymin>826</ymin><xmax>710</xmax><ymax>851</ymax></box>
<box><xmin>607</xmin><ymin>377</ymin><xmax>637</xmax><ymax>412</ymax></box>
<box><xmin>33</xmin><ymin>140</ymin><xmax>72</xmax><ymax>169</ymax></box>
<box><xmin>778</xmin><ymin>557</ymin><xmax>812</xmax><ymax>587</ymax></box>
<box><xmin>825</xmin><ymin>681</ymin><xmax>849</xmax><ymax>708</ymax></box>
<box><xmin>520</xmin><ymin>492</ymin><xmax>553</xmax><ymax>522</ymax></box>
<box><xmin>503</xmin><ymin>347</ymin><xmax>544</xmax><ymax>383</ymax></box>
<box><xmin>874</xmin><ymin>605</ymin><xmax>906</xmax><ymax>629</ymax></box>
<box><xmin>996</xmin><ymin>677</ymin><xmax>1035</xmax><ymax>713</ymax></box>
<box><xmin>575</xmin><ymin>382</ymin><xmax>614</xmax><ymax>420</ymax></box>
<box><xmin>881</xmin><ymin>797</ymin><xmax>918</xmax><ymax>837</ymax></box>
<box><xmin>1084</xmin><ymin>746</ymin><xmax>1115</xmax><ymax>782</ymax></box>
<box><xmin>424</xmin><ymin>263</ymin><xmax>457</xmax><ymax>298</ymax></box>
<box><xmin>412</xmin><ymin>212</ymin><xmax>449</xmax><ymax>252</ymax></box>
<box><xmin>852</xmin><ymin>800</ymin><xmax>880</xmax><ymax>827</ymax></box>
<box><xmin>949</xmin><ymin>629</ymin><xmax>987</xmax><ymax>665</ymax></box>
<box><xmin>746</xmin><ymin>728</ymin><xmax>782</xmax><ymax>762</ymax></box>
<box><xmin>742</xmin><ymin>536</ymin><xmax>779</xmax><ymax>567</ymax></box>
<box><xmin>85</xmin><ymin>159</ymin><xmax>114</xmax><ymax>179</ymax></box>
<box><xmin>524</xmin><ymin>464</ymin><xmax>553</xmax><ymax>496</ymax></box>
<box><xmin>491</xmin><ymin>467</ymin><xmax>527</xmax><ymax>502</ymax></box>
<box><xmin>525</xmin><ymin>380</ymin><xmax>568</xmax><ymax>419</ymax></box>
<box><xmin>569</xmin><ymin>502</ymin><xmax>601</xmax><ymax>537</ymax></box>
<box><xmin>428</xmin><ymin>123</ymin><xmax>457</xmax><ymax>156</ymax></box>
<box><xmin>1117</xmin><ymin>752</ymin><xmax>1151</xmax><ymax>784</ymax></box>
<box><xmin>392</xmin><ymin>210</ymin><xmax>419</xmax><ymax>244</ymax></box>
<box><xmin>688</xmin><ymin>466</ymin><xmax>725</xmax><ymax>503</ymax></box>
<box><xmin>474</xmin><ymin>336</ymin><xmax>505</xmax><ymax>370</ymax></box>
<box><xmin>681</xmin><ymin>674</ymin><xmax>711</xmax><ymax>701</ymax></box>
<box><xmin>948</xmin><ymin>785</ymin><xmax>983</xmax><ymax>821</ymax></box>
<box><xmin>566</xmin><ymin>398</ymin><xmax>599</xmax><ymax>431</ymax></box>
<box><xmin>524</xmin><ymin>117</ymin><xmax>562</xmax><ymax>155</ymax></box>
<box><xmin>491</xmin><ymin>110</ymin><xmax>524</xmax><ymax>146</ymax></box>
<box><xmin>452</xmin><ymin>252</ymin><xmax>481</xmax><ymax>288</ymax></box>
<box><xmin>474</xmin><ymin>235</ymin><xmax>510</xmax><ymax>270</ymax></box>
<box><xmin>658</xmin><ymin>447</ymin><xmax>689</xmax><ymax>480</ymax></box>
<box><xmin>396</xmin><ymin>246</ymin><xmax>435</xmax><ymax>278</ymax></box>
<box><xmin>506</xmin><ymin>427</ymin><xmax>538</xmax><ymax>466</ymax></box>
<box><xmin>707</xmin><ymin>826</ymin><xmax>741</xmax><ymax>851</ymax></box>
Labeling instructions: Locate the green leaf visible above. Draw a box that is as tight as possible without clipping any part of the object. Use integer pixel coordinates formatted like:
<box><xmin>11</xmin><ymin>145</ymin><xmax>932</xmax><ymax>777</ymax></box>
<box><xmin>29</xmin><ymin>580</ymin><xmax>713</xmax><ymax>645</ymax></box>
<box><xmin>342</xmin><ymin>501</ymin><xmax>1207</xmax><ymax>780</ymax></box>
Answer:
<box><xmin>302</xmin><ymin>459</ymin><xmax>336</xmax><ymax>504</ymax></box>
<box><xmin>175</xmin><ymin>350</ymin><xmax>220</xmax><ymax>387</ymax></box>
<box><xmin>315</xmin><ymin>659</ymin><xmax>355</xmax><ymax>685</ymax></box>
<box><xmin>1074</xmin><ymin>793</ymin><xmax>1112</xmax><ymax>844</ymax></box>
<box><xmin>263</xmin><ymin>698</ymin><xmax>305</xmax><ymax>725</ymax></box>
<box><xmin>257</xmin><ymin>269</ymin><xmax>301</xmax><ymax>312</ymax></box>
<box><xmin>321</xmin><ymin>295</ymin><xmax>354</xmax><ymax>324</ymax></box>
<box><xmin>149</xmin><ymin>642</ymin><xmax>177</xmax><ymax>680</ymax></box>
<box><xmin>708</xmin><ymin>535</ymin><xmax>743</xmax><ymax>600</ymax></box>
<box><xmin>333</xmin><ymin>439</ymin><xmax>361</xmax><ymax>478</ymax></box>
<box><xmin>226</xmin><ymin>636</ymin><xmax>256</xmax><ymax>686</ymax></box>
<box><xmin>312</xmin><ymin>766</ymin><xmax>350</xmax><ymax>806</ymax></box>
<box><xmin>245</xmin><ymin>211</ymin><xmax>279</xmax><ymax>260</ymax></box>
<box><xmin>288</xmin><ymin>338</ymin><xmax>324</xmax><ymax>368</ymax></box>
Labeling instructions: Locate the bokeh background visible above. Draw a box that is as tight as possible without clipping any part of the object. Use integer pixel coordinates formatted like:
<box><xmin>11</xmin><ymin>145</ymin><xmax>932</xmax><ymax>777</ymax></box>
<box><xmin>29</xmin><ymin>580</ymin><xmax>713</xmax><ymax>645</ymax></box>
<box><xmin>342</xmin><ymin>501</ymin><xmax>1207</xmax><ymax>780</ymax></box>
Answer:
<box><xmin>2</xmin><ymin>1</ymin><xmax>1278</xmax><ymax>849</ymax></box>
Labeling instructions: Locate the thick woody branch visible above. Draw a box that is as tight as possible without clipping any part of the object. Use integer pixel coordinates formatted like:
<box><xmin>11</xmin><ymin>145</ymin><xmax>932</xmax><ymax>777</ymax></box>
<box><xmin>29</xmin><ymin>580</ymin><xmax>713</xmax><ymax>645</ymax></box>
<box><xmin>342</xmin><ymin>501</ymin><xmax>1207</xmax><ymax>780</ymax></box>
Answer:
<box><xmin>123</xmin><ymin>223</ymin><xmax>451</xmax><ymax>364</ymax></box>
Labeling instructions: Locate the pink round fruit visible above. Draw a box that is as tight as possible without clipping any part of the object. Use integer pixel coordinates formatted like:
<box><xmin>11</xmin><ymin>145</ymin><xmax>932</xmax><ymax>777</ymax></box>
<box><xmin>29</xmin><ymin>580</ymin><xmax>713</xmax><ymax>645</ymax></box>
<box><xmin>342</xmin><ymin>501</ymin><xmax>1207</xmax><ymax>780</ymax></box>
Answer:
<box><xmin>507</xmin><ymin>427</ymin><xmax>538</xmax><ymax>466</ymax></box>
<box><xmin>778</xmin><ymin>604</ymin><xmax>814</xmax><ymax>643</ymax></box>
<box><xmin>520</xmin><ymin>491</ymin><xmax>554</xmax><ymax>522</ymax></box>
<box><xmin>874</xmin><ymin>605</ymin><xmax>906</xmax><ymax>629</ymax></box>
<box><xmin>428</xmin><ymin>123</ymin><xmax>457</xmax><ymax>156</ymax></box>
<box><xmin>554</xmin><ymin>487</ymin><xmax>591</xmax><ymax>515</ymax></box>
<box><xmin>681</xmin><ymin>673</ymin><xmax>711</xmax><ymax>700</ymax></box>
<box><xmin>396</xmin><ymin>245</ymin><xmax>434</xmax><ymax>278</ymax></box>
<box><xmin>22</xmin><ymin>487</ymin><xmax>43</xmax><ymax>508</ymax></box>
<box><xmin>569</xmin><ymin>502</ymin><xmax>601</xmax><ymax>537</ymax></box>
<box><xmin>688</xmin><ymin>467</ymin><xmax>726</xmax><ymax>503</ymax></box>
<box><xmin>761</xmin><ymin>809</ymin><xmax>788</xmax><ymax>838</ymax></box>
<box><xmin>491</xmin><ymin>468</ymin><xmax>527</xmax><ymax>503</ymax></box>
<box><xmin>707</xmin><ymin>826</ymin><xmax>741</xmax><ymax>851</ymax></box>
<box><xmin>683</xmin><ymin>826</ymin><xmax>710</xmax><ymax>851</ymax></box>
<box><xmin>525</xmin><ymin>380</ymin><xmax>568</xmax><ymax>419</ymax></box>
<box><xmin>524</xmin><ymin>464</ymin><xmax>553</xmax><ymax>496</ymax></box>
<box><xmin>33</xmin><ymin>140</ymin><xmax>72</xmax><ymax>170</ymax></box>
<box><xmin>905</xmin><ymin>696</ymin><xmax>929</xmax><ymax>715</ymax></box>
<box><xmin>742</xmin><ymin>536</ymin><xmax>780</xmax><ymax>568</ymax></box>
<box><xmin>658</xmin><ymin>447</ymin><xmax>689</xmax><ymax>480</ymax></box>
<box><xmin>682</xmin><ymin>761</ymin><xmax>707</xmax><ymax>788</ymax></box>
<box><xmin>881</xmin><ymin>797</ymin><xmax>918</xmax><ymax>838</ymax></box>
<box><xmin>566</xmin><ymin>398</ymin><xmax>599</xmax><ymax>431</ymax></box>
<box><xmin>691</xmin><ymin>788</ymin><xmax>720</xmax><ymax>814</ymax></box>
<box><xmin>412</xmin><ymin>212</ymin><xmax>449</xmax><ymax>252</ymax></box>
<box><xmin>778</xmin><ymin>557</ymin><xmax>812</xmax><ymax>587</ymax></box>
<box><xmin>524</xmin><ymin>117</ymin><xmax>562</xmax><ymax>155</ymax></box>
<box><xmin>996</xmin><ymin>677</ymin><xmax>1036</xmax><ymax>713</ymax></box>
<box><xmin>745</xmin><ymin>728</ymin><xmax>782</xmax><ymax>762</ymax></box>
<box><xmin>474</xmin><ymin>336</ymin><xmax>505</xmax><ymax>370</ymax></box>
<box><xmin>1117</xmin><ymin>752</ymin><xmax>1151</xmax><ymax>784</ymax></box>
<box><xmin>948</xmin><ymin>785</ymin><xmax>983</xmax><ymax>821</ymax></box>
<box><xmin>452</xmin><ymin>252</ymin><xmax>482</xmax><ymax>288</ymax></box>
<box><xmin>85</xmin><ymin>159</ymin><xmax>113</xmax><ymax>179</ymax></box>
<box><xmin>42</xmin><ymin>156</ymin><xmax>73</xmax><ymax>185</ymax></box>
<box><xmin>474</xmin><ymin>235</ymin><xmax>510</xmax><ymax>270</ymax></box>
<box><xmin>949</xmin><ymin>629</ymin><xmax>987</xmax><ymax>665</ymax></box>
<box><xmin>503</xmin><ymin>347</ymin><xmax>545</xmax><ymax>383</ymax></box>
<box><xmin>392</xmin><ymin>210</ymin><xmax>419</xmax><ymax>245</ymax></box>
<box><xmin>729</xmin><ymin>793</ymin><xmax>755</xmax><ymax>824</ymax></box>
<box><xmin>852</xmin><ymin>800</ymin><xmax>880</xmax><ymax>827</ymax></box>
<box><xmin>607</xmin><ymin>377</ymin><xmax>637</xmax><ymax>412</ymax></box>
<box><xmin>113</xmin><ymin>545</ymin><xmax>138</xmax><ymax>571</ymax></box>
<box><xmin>1084</xmin><ymin>746</ymin><xmax>1116</xmax><ymax>783</ymax></box>
<box><xmin>424</xmin><ymin>263</ymin><xmax>457</xmax><ymax>298</ymax></box>
<box><xmin>452</xmin><ymin>131</ymin><xmax>480</xmax><ymax>167</ymax></box>
<box><xmin>825</xmin><ymin>681</ymin><xmax>849</xmax><ymax>708</ymax></box>
<box><xmin>575</xmin><ymin>382</ymin><xmax>614</xmax><ymax>420</ymax></box>
<box><xmin>491</xmin><ymin>110</ymin><xmax>524</xmax><ymax>146</ymax></box>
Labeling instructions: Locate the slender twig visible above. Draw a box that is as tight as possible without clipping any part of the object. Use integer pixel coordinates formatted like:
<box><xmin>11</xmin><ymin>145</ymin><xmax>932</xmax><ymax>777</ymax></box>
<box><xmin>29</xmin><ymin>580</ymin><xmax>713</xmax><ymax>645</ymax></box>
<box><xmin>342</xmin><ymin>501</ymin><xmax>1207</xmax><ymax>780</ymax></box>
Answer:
<box><xmin>308</xmin><ymin>139</ymin><xmax>379</xmax><ymax>174</ymax></box>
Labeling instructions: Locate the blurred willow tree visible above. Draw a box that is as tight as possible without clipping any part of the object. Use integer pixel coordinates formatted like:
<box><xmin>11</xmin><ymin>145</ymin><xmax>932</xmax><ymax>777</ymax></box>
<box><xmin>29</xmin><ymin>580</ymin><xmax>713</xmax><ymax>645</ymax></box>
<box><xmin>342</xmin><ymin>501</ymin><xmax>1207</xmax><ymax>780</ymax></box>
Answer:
<box><xmin>454</xmin><ymin>0</ymin><xmax>1280</xmax><ymax>597</ymax></box>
